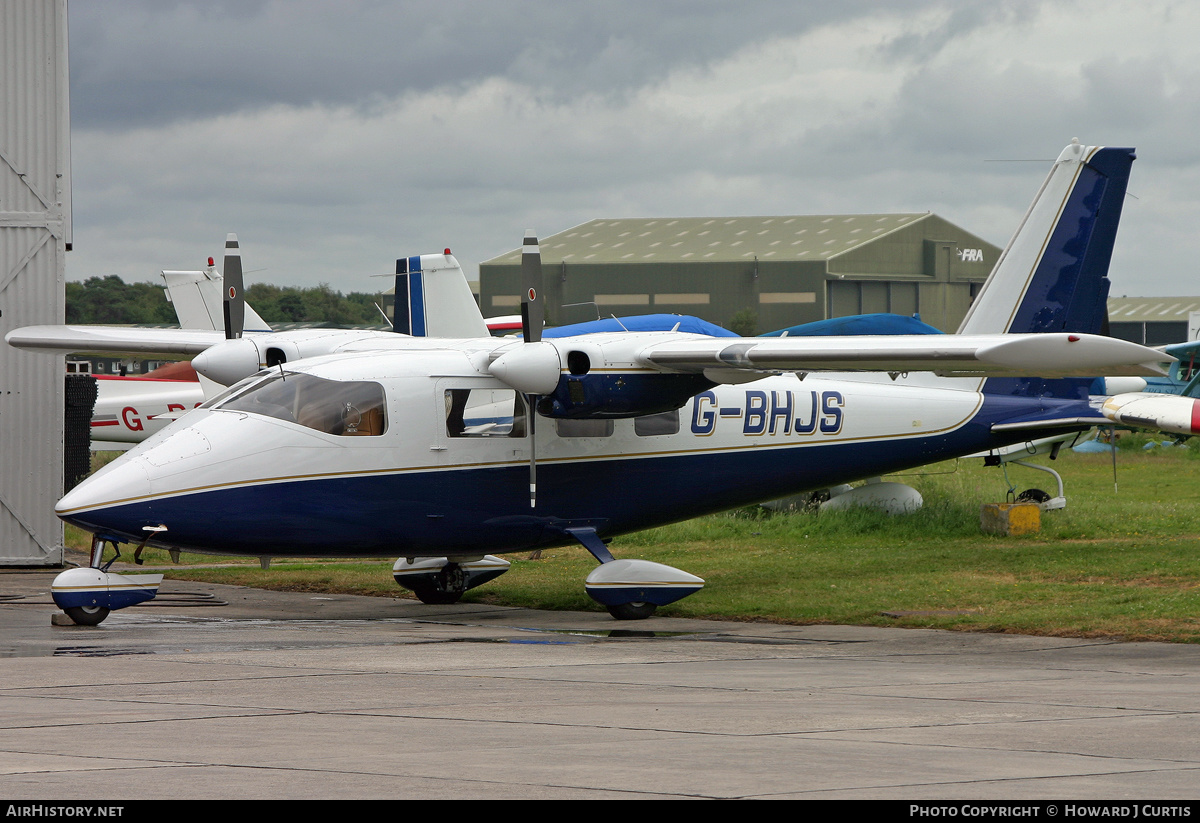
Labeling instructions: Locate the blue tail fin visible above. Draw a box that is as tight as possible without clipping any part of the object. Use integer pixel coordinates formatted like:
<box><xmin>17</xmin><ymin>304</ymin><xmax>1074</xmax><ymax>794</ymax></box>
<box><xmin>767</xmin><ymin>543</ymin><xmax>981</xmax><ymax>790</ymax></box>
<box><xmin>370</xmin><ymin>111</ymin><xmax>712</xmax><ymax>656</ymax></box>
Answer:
<box><xmin>958</xmin><ymin>141</ymin><xmax>1135</xmax><ymax>398</ymax></box>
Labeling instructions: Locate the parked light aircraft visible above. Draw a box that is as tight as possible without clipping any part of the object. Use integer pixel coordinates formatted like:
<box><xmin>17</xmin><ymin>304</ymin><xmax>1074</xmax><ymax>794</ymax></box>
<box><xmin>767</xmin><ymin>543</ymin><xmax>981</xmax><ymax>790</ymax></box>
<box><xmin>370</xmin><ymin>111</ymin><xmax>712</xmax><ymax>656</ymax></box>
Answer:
<box><xmin>10</xmin><ymin>141</ymin><xmax>1185</xmax><ymax>626</ymax></box>
<box><xmin>84</xmin><ymin>235</ymin><xmax>495</xmax><ymax>447</ymax></box>
<box><xmin>88</xmin><ymin>241</ymin><xmax>269</xmax><ymax>447</ymax></box>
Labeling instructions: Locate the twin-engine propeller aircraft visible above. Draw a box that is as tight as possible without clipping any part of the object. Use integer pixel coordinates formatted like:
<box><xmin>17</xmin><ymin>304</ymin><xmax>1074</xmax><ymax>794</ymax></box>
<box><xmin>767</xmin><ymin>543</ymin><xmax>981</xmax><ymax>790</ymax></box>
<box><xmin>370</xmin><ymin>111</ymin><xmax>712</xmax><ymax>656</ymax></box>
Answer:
<box><xmin>66</xmin><ymin>234</ymin><xmax>494</xmax><ymax>448</ymax></box>
<box><xmin>8</xmin><ymin>141</ymin><xmax>1178</xmax><ymax>626</ymax></box>
<box><xmin>88</xmin><ymin>243</ymin><xmax>273</xmax><ymax>448</ymax></box>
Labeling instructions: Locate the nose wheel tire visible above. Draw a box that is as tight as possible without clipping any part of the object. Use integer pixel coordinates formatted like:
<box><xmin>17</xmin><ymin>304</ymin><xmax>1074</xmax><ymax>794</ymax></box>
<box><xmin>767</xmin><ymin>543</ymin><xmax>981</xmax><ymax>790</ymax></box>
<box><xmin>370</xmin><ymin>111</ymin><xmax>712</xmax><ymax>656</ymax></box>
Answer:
<box><xmin>410</xmin><ymin>587</ymin><xmax>464</xmax><ymax>605</ymax></box>
<box><xmin>606</xmin><ymin>602</ymin><xmax>657</xmax><ymax>620</ymax></box>
<box><xmin>63</xmin><ymin>605</ymin><xmax>110</xmax><ymax>626</ymax></box>
<box><xmin>410</xmin><ymin>563</ymin><xmax>468</xmax><ymax>605</ymax></box>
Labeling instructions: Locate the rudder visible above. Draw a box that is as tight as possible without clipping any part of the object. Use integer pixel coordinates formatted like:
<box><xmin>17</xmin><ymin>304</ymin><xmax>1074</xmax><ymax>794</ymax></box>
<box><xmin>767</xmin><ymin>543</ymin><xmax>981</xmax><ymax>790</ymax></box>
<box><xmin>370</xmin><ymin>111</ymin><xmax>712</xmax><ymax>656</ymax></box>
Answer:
<box><xmin>960</xmin><ymin>142</ymin><xmax>1135</xmax><ymax>399</ymax></box>
<box><xmin>959</xmin><ymin>141</ymin><xmax>1135</xmax><ymax>337</ymax></box>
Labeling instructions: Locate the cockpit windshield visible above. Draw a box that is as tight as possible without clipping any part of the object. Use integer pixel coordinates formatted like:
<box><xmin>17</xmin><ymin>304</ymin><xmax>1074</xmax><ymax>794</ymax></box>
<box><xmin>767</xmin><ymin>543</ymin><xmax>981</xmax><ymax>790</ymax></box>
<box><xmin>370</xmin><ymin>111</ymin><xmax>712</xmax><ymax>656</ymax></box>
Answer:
<box><xmin>210</xmin><ymin>371</ymin><xmax>387</xmax><ymax>436</ymax></box>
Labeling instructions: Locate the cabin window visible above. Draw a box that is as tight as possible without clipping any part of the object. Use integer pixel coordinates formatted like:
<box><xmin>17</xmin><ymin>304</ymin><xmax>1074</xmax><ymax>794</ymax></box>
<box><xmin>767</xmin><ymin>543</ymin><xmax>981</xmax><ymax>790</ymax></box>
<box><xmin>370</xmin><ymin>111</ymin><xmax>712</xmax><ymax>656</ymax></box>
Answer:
<box><xmin>634</xmin><ymin>410</ymin><xmax>679</xmax><ymax>436</ymax></box>
<box><xmin>445</xmin><ymin>389</ymin><xmax>527</xmax><ymax>437</ymax></box>
<box><xmin>1180</xmin><ymin>356</ymin><xmax>1198</xmax><ymax>382</ymax></box>
<box><xmin>213</xmin><ymin>371</ymin><xmax>387</xmax><ymax>436</ymax></box>
<box><xmin>554</xmin><ymin>418</ymin><xmax>614</xmax><ymax>438</ymax></box>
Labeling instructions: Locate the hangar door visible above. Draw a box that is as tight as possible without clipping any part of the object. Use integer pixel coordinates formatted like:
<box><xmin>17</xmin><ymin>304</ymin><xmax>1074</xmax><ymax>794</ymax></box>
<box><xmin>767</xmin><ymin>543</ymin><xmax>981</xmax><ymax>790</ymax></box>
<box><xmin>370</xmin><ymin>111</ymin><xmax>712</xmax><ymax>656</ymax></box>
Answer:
<box><xmin>0</xmin><ymin>0</ymin><xmax>71</xmax><ymax>565</ymax></box>
<box><xmin>827</xmin><ymin>280</ymin><xmax>920</xmax><ymax>321</ymax></box>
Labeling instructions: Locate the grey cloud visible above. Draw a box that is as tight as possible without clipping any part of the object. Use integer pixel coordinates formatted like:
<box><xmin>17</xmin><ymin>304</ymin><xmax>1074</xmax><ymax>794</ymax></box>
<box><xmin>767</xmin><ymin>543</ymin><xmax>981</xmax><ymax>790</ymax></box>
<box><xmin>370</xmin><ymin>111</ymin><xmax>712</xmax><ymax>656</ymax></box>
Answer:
<box><xmin>61</xmin><ymin>1</ymin><xmax>1200</xmax><ymax>297</ymax></box>
<box><xmin>69</xmin><ymin>0</ymin><xmax>905</xmax><ymax>128</ymax></box>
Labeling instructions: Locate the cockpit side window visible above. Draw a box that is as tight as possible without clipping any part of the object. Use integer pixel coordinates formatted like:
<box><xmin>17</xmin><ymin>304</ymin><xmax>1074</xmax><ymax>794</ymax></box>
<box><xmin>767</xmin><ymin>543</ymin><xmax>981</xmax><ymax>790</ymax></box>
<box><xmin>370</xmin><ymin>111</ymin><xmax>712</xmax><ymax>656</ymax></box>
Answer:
<box><xmin>214</xmin><ymin>372</ymin><xmax>387</xmax><ymax>436</ymax></box>
<box><xmin>198</xmin><ymin>373</ymin><xmax>265</xmax><ymax>410</ymax></box>
<box><xmin>445</xmin><ymin>389</ymin><xmax>526</xmax><ymax>437</ymax></box>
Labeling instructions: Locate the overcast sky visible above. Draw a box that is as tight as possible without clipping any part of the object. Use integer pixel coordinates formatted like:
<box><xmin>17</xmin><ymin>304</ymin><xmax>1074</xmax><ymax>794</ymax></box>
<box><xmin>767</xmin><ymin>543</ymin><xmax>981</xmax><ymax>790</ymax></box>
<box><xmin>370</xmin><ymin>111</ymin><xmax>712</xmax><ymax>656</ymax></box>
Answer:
<box><xmin>65</xmin><ymin>0</ymin><xmax>1200</xmax><ymax>300</ymax></box>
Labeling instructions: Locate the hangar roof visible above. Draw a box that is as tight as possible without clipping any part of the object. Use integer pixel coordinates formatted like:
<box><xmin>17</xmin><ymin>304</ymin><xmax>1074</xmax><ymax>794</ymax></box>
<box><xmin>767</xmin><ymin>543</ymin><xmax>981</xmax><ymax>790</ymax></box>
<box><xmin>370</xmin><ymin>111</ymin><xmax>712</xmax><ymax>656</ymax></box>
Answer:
<box><xmin>484</xmin><ymin>214</ymin><xmax>934</xmax><ymax>265</ymax></box>
<box><xmin>1107</xmin><ymin>297</ymin><xmax>1200</xmax><ymax>323</ymax></box>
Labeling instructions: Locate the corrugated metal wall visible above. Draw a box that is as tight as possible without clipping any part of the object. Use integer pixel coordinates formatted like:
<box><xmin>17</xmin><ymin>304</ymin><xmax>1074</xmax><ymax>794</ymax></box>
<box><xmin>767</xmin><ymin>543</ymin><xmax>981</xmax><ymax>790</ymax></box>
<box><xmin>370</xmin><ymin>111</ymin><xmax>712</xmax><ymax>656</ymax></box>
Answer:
<box><xmin>0</xmin><ymin>0</ymin><xmax>70</xmax><ymax>565</ymax></box>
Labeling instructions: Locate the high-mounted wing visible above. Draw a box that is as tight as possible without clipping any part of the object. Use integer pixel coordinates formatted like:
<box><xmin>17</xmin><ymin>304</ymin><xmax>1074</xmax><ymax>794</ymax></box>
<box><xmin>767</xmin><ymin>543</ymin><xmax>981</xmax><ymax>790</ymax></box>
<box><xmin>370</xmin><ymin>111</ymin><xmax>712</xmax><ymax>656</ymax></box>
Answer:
<box><xmin>5</xmin><ymin>325</ymin><xmax>223</xmax><ymax>359</ymax></box>
<box><xmin>8</xmin><ymin>247</ymin><xmax>488</xmax><ymax>388</ymax></box>
<box><xmin>635</xmin><ymin>333</ymin><xmax>1168</xmax><ymax>379</ymax></box>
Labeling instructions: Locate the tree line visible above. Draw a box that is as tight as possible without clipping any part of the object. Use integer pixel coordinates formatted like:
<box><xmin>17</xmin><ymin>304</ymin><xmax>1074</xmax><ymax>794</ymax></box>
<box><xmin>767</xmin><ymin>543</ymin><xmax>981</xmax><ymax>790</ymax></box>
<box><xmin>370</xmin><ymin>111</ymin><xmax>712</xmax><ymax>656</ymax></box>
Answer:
<box><xmin>66</xmin><ymin>275</ymin><xmax>387</xmax><ymax>327</ymax></box>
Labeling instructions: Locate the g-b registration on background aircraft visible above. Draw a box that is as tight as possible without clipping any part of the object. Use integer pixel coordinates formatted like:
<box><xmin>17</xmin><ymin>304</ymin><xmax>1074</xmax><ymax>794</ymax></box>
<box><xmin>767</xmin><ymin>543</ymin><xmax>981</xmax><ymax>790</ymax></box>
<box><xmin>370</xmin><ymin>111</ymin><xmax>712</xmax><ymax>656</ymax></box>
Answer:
<box><xmin>9</xmin><ymin>141</ymin><xmax>1195</xmax><ymax>626</ymax></box>
<box><xmin>87</xmin><ymin>234</ymin><xmax>494</xmax><ymax>447</ymax></box>
<box><xmin>87</xmin><ymin>250</ymin><xmax>270</xmax><ymax>448</ymax></box>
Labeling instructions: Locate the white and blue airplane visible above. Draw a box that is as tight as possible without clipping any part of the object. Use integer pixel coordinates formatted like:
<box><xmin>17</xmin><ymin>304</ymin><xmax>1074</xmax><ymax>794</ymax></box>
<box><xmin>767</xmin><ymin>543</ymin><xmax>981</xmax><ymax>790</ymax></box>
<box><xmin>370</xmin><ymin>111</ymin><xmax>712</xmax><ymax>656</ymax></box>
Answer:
<box><xmin>8</xmin><ymin>141</ymin><xmax>1184</xmax><ymax>626</ymax></box>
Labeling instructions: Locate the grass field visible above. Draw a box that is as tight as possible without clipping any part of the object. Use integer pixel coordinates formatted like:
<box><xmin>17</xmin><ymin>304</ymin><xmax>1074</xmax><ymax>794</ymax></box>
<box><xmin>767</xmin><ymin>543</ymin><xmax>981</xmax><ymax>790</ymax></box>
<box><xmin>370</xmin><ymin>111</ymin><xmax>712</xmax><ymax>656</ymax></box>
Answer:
<box><xmin>72</xmin><ymin>436</ymin><xmax>1200</xmax><ymax>642</ymax></box>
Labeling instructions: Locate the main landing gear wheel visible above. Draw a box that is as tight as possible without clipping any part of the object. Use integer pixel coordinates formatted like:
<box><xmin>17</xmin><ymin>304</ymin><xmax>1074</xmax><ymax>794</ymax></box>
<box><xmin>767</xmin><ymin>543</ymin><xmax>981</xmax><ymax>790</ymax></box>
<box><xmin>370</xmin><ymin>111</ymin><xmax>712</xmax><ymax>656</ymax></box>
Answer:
<box><xmin>63</xmin><ymin>605</ymin><xmax>110</xmax><ymax>626</ymax></box>
<box><xmin>1016</xmin><ymin>488</ymin><xmax>1051</xmax><ymax>504</ymax></box>
<box><xmin>606</xmin><ymin>602</ymin><xmax>657</xmax><ymax>620</ymax></box>
<box><xmin>411</xmin><ymin>563</ymin><xmax>468</xmax><ymax>605</ymax></box>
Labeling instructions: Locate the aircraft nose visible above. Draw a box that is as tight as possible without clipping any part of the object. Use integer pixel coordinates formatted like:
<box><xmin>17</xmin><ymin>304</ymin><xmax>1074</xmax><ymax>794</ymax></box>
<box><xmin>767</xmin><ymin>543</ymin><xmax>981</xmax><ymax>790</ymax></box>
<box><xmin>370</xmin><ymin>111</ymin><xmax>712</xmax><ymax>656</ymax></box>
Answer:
<box><xmin>55</xmin><ymin>456</ymin><xmax>153</xmax><ymax>534</ymax></box>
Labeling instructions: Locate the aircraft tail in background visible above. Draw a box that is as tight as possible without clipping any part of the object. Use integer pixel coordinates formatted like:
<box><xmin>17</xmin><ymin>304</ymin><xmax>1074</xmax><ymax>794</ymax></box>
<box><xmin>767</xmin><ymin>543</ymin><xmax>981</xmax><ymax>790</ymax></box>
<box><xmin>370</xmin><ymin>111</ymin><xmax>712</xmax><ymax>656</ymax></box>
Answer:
<box><xmin>161</xmin><ymin>264</ymin><xmax>270</xmax><ymax>334</ymax></box>
<box><xmin>393</xmin><ymin>251</ymin><xmax>490</xmax><ymax>339</ymax></box>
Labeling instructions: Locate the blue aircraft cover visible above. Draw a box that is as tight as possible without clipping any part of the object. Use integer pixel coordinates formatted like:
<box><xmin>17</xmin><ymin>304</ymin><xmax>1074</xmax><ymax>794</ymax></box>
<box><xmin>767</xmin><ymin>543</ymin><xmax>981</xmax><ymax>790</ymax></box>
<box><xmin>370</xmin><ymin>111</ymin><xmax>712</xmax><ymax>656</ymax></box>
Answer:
<box><xmin>544</xmin><ymin>314</ymin><xmax>738</xmax><ymax>338</ymax></box>
<box><xmin>1073</xmin><ymin>438</ymin><xmax>1114</xmax><ymax>453</ymax></box>
<box><xmin>759</xmin><ymin>313</ymin><xmax>943</xmax><ymax>338</ymax></box>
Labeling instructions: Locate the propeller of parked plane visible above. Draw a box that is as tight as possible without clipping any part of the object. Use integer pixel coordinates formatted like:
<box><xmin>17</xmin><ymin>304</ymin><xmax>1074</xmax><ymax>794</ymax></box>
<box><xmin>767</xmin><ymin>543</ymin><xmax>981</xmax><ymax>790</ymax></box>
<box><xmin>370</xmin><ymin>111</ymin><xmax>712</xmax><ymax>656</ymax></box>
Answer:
<box><xmin>222</xmin><ymin>233</ymin><xmax>245</xmax><ymax>340</ymax></box>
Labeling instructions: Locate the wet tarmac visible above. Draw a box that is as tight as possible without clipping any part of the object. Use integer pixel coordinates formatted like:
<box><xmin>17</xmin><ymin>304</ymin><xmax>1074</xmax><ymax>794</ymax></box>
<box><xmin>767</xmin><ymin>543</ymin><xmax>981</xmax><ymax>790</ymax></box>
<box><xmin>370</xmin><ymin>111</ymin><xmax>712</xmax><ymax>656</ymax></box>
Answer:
<box><xmin>3</xmin><ymin>567</ymin><xmax>1200</xmax><ymax>800</ymax></box>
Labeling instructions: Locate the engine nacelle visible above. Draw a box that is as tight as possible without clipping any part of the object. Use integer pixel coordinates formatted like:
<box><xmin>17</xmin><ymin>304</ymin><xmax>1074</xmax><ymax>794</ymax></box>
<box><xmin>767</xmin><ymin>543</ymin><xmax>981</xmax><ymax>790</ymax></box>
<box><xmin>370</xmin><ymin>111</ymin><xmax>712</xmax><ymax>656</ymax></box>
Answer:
<box><xmin>537</xmin><ymin>339</ymin><xmax>715</xmax><ymax>418</ymax></box>
<box><xmin>193</xmin><ymin>329</ymin><xmax>390</xmax><ymax>386</ymax></box>
<box><xmin>540</xmin><ymin>372</ymin><xmax>715</xmax><ymax>419</ymax></box>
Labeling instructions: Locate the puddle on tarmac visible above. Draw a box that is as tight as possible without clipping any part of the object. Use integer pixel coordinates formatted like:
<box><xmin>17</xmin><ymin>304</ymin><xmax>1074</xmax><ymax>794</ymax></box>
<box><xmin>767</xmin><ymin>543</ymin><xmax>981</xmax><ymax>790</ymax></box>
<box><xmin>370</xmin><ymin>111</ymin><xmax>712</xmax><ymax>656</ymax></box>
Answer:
<box><xmin>0</xmin><ymin>615</ymin><xmax>725</xmax><ymax>658</ymax></box>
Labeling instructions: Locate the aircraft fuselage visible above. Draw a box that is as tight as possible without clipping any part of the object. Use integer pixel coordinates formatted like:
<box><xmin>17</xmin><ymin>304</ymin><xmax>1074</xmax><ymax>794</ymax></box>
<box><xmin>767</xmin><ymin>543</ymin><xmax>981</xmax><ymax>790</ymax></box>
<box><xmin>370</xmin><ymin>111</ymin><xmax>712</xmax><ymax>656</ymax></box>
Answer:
<box><xmin>57</xmin><ymin>342</ymin><xmax>1091</xmax><ymax>559</ymax></box>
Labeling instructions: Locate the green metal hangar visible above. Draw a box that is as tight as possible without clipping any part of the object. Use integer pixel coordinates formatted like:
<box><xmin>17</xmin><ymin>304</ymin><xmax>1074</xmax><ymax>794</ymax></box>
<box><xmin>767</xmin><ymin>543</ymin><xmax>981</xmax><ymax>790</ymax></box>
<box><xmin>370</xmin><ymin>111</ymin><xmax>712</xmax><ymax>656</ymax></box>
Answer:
<box><xmin>479</xmin><ymin>214</ymin><xmax>999</xmax><ymax>334</ymax></box>
<box><xmin>1106</xmin><ymin>297</ymin><xmax>1200</xmax><ymax>346</ymax></box>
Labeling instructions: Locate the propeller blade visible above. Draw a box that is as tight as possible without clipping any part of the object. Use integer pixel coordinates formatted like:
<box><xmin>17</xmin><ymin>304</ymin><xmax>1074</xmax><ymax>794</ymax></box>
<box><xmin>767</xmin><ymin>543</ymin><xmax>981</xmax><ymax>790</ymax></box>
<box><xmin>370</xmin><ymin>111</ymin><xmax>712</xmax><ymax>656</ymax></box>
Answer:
<box><xmin>521</xmin><ymin>230</ymin><xmax>543</xmax><ymax>344</ymax></box>
<box><xmin>519</xmin><ymin>231</ymin><xmax>546</xmax><ymax>506</ymax></box>
<box><xmin>222</xmin><ymin>233</ymin><xmax>245</xmax><ymax>340</ymax></box>
<box><xmin>528</xmin><ymin>399</ymin><xmax>537</xmax><ymax>508</ymax></box>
